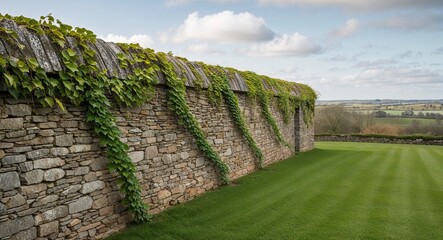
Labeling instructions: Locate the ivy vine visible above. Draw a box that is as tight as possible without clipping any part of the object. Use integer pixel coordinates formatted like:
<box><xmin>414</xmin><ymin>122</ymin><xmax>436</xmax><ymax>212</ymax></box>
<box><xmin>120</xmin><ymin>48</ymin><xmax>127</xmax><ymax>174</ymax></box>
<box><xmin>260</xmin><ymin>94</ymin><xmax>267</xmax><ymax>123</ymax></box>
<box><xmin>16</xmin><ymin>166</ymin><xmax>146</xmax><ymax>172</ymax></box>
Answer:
<box><xmin>156</xmin><ymin>52</ymin><xmax>230</xmax><ymax>184</ymax></box>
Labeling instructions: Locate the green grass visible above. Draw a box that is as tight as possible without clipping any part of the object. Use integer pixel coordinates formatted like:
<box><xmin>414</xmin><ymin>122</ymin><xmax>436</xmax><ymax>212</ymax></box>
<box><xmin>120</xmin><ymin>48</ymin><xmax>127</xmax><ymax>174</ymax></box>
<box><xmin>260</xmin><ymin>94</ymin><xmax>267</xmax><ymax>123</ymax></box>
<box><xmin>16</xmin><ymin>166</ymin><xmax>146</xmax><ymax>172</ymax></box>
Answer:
<box><xmin>374</xmin><ymin>118</ymin><xmax>436</xmax><ymax>126</ymax></box>
<box><xmin>108</xmin><ymin>142</ymin><xmax>443</xmax><ymax>240</ymax></box>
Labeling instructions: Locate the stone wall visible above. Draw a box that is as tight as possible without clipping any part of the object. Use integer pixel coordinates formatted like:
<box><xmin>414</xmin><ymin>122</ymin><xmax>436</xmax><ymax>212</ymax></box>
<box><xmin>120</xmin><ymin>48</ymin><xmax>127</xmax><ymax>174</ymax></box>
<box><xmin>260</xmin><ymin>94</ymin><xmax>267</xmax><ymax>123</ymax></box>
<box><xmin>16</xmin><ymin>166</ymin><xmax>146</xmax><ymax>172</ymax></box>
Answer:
<box><xmin>315</xmin><ymin>135</ymin><xmax>443</xmax><ymax>145</ymax></box>
<box><xmin>0</xmin><ymin>86</ymin><xmax>312</xmax><ymax>239</ymax></box>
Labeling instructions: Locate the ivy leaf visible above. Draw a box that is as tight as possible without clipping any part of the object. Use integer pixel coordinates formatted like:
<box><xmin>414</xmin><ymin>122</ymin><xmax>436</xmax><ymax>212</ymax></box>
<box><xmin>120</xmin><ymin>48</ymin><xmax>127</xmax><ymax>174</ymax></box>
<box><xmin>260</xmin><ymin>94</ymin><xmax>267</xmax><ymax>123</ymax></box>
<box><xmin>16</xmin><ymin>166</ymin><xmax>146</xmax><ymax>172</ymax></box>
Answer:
<box><xmin>67</xmin><ymin>48</ymin><xmax>76</xmax><ymax>57</ymax></box>
<box><xmin>55</xmin><ymin>98</ymin><xmax>65</xmax><ymax>111</ymax></box>
<box><xmin>43</xmin><ymin>96</ymin><xmax>54</xmax><ymax>107</ymax></box>
<box><xmin>3</xmin><ymin>73</ymin><xmax>16</xmax><ymax>87</ymax></box>
<box><xmin>27</xmin><ymin>58</ymin><xmax>39</xmax><ymax>69</ymax></box>
<box><xmin>33</xmin><ymin>79</ymin><xmax>44</xmax><ymax>89</ymax></box>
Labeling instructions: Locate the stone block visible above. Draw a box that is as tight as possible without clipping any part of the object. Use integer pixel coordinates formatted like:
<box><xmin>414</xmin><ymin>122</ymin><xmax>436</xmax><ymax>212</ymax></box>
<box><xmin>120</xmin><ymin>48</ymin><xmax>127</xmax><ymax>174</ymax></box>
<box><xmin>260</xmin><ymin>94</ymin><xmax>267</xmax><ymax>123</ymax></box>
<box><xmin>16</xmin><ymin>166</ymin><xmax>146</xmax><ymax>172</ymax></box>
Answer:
<box><xmin>0</xmin><ymin>172</ymin><xmax>20</xmax><ymax>191</ymax></box>
<box><xmin>39</xmin><ymin>129</ymin><xmax>54</xmax><ymax>137</ymax></box>
<box><xmin>224</xmin><ymin>147</ymin><xmax>232</xmax><ymax>156</ymax></box>
<box><xmin>60</xmin><ymin>121</ymin><xmax>78</xmax><ymax>128</ymax></box>
<box><xmin>0</xmin><ymin>118</ymin><xmax>24</xmax><ymax>130</ymax></box>
<box><xmin>0</xmin><ymin>150</ymin><xmax>5</xmax><ymax>159</ymax></box>
<box><xmin>69</xmin><ymin>144</ymin><xmax>92</xmax><ymax>153</ymax></box>
<box><xmin>55</xmin><ymin>134</ymin><xmax>74</xmax><ymax>147</ymax></box>
<box><xmin>164</xmin><ymin>133</ymin><xmax>177</xmax><ymax>141</ymax></box>
<box><xmin>145</xmin><ymin>145</ymin><xmax>158</xmax><ymax>160</ymax></box>
<box><xmin>129</xmin><ymin>151</ymin><xmax>144</xmax><ymax>163</ymax></box>
<box><xmin>2</xmin><ymin>154</ymin><xmax>26</xmax><ymax>165</ymax></box>
<box><xmin>99</xmin><ymin>206</ymin><xmax>114</xmax><ymax>216</ymax></box>
<box><xmin>19</xmin><ymin>162</ymin><xmax>34</xmax><ymax>172</ymax></box>
<box><xmin>6</xmin><ymin>130</ymin><xmax>26</xmax><ymax>138</ymax></box>
<box><xmin>20</xmin><ymin>183</ymin><xmax>47</xmax><ymax>196</ymax></box>
<box><xmin>74</xmin><ymin>166</ymin><xmax>89</xmax><ymax>175</ymax></box>
<box><xmin>38</xmin><ymin>220</ymin><xmax>59</xmax><ymax>237</ymax></box>
<box><xmin>90</xmin><ymin>158</ymin><xmax>108</xmax><ymax>171</ymax></box>
<box><xmin>50</xmin><ymin>147</ymin><xmax>69</xmax><ymax>156</ymax></box>
<box><xmin>10</xmin><ymin>227</ymin><xmax>37</xmax><ymax>240</ymax></box>
<box><xmin>0</xmin><ymin>216</ymin><xmax>34</xmax><ymax>238</ymax></box>
<box><xmin>180</xmin><ymin>152</ymin><xmax>190</xmax><ymax>160</ymax></box>
<box><xmin>34</xmin><ymin>158</ymin><xmax>64</xmax><ymax>169</ymax></box>
<box><xmin>69</xmin><ymin>196</ymin><xmax>93</xmax><ymax>214</ymax></box>
<box><xmin>81</xmin><ymin>180</ymin><xmax>105</xmax><ymax>194</ymax></box>
<box><xmin>34</xmin><ymin>205</ymin><xmax>68</xmax><ymax>224</ymax></box>
<box><xmin>26</xmin><ymin>149</ymin><xmax>49</xmax><ymax>159</ymax></box>
<box><xmin>61</xmin><ymin>184</ymin><xmax>82</xmax><ymax>195</ymax></box>
<box><xmin>6</xmin><ymin>104</ymin><xmax>32</xmax><ymax>116</ymax></box>
<box><xmin>4</xmin><ymin>193</ymin><xmax>26</xmax><ymax>208</ymax></box>
<box><xmin>35</xmin><ymin>195</ymin><xmax>58</xmax><ymax>206</ymax></box>
<box><xmin>158</xmin><ymin>189</ymin><xmax>171</xmax><ymax>200</ymax></box>
<box><xmin>21</xmin><ymin>169</ymin><xmax>44</xmax><ymax>184</ymax></box>
<box><xmin>31</xmin><ymin>115</ymin><xmax>48</xmax><ymax>123</ymax></box>
<box><xmin>92</xmin><ymin>197</ymin><xmax>108</xmax><ymax>209</ymax></box>
<box><xmin>44</xmin><ymin>168</ymin><xmax>65</xmax><ymax>181</ymax></box>
<box><xmin>38</xmin><ymin>122</ymin><xmax>57</xmax><ymax>129</ymax></box>
<box><xmin>162</xmin><ymin>154</ymin><xmax>173</xmax><ymax>164</ymax></box>
<box><xmin>196</xmin><ymin>157</ymin><xmax>205</xmax><ymax>167</ymax></box>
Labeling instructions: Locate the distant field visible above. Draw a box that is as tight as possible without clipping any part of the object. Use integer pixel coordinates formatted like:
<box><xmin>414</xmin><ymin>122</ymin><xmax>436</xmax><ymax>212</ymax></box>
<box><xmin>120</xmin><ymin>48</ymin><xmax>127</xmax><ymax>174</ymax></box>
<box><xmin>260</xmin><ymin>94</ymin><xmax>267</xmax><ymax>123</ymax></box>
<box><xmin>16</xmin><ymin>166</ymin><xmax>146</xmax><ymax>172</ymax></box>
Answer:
<box><xmin>374</xmin><ymin>118</ymin><xmax>436</xmax><ymax>126</ymax></box>
<box><xmin>108</xmin><ymin>142</ymin><xmax>443</xmax><ymax>240</ymax></box>
<box><xmin>383</xmin><ymin>110</ymin><xmax>443</xmax><ymax>116</ymax></box>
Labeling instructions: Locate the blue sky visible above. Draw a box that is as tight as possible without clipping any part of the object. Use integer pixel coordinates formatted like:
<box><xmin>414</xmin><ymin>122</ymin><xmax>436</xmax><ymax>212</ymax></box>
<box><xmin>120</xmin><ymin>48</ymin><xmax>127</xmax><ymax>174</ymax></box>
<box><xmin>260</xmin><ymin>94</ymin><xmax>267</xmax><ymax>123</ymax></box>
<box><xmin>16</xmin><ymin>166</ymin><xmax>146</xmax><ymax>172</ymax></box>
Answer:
<box><xmin>2</xmin><ymin>0</ymin><xmax>443</xmax><ymax>100</ymax></box>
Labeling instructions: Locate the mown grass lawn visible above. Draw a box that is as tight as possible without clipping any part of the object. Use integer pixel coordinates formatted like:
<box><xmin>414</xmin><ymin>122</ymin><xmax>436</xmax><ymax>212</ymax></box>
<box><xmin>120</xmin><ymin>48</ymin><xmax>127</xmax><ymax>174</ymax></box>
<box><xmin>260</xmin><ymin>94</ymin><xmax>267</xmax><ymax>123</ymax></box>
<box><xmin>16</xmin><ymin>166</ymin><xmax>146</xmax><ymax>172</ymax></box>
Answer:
<box><xmin>108</xmin><ymin>142</ymin><xmax>443</xmax><ymax>240</ymax></box>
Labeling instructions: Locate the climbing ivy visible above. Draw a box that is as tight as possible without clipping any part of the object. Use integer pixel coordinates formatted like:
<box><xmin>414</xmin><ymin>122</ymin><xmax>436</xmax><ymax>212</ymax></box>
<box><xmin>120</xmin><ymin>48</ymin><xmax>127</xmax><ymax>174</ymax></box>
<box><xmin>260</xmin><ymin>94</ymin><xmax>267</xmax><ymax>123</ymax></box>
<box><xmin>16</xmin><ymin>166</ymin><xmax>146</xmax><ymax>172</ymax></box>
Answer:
<box><xmin>156</xmin><ymin>52</ymin><xmax>230</xmax><ymax>184</ymax></box>
<box><xmin>206</xmin><ymin>66</ymin><xmax>265</xmax><ymax>168</ymax></box>
<box><xmin>0</xmin><ymin>14</ymin><xmax>150</xmax><ymax>222</ymax></box>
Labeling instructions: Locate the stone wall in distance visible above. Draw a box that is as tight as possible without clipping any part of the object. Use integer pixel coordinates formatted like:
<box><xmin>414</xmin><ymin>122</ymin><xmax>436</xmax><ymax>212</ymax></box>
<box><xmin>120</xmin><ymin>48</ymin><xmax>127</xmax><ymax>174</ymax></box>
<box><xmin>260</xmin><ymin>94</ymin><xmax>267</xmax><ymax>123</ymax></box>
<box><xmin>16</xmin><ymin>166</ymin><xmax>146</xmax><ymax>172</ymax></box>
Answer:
<box><xmin>0</xmin><ymin>86</ymin><xmax>312</xmax><ymax>239</ymax></box>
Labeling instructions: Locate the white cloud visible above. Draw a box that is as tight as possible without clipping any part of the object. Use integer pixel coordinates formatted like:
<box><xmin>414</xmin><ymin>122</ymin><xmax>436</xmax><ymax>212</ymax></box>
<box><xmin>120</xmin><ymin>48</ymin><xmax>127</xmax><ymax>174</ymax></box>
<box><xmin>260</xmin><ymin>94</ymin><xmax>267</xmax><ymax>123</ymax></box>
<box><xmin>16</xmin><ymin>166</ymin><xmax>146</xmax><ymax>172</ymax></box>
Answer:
<box><xmin>330</xmin><ymin>18</ymin><xmax>359</xmax><ymax>37</ymax></box>
<box><xmin>370</xmin><ymin>13</ymin><xmax>443</xmax><ymax>31</ymax></box>
<box><xmin>174</xmin><ymin>11</ymin><xmax>275</xmax><ymax>43</ymax></box>
<box><xmin>186</xmin><ymin>43</ymin><xmax>224</xmax><ymax>55</ymax></box>
<box><xmin>239</xmin><ymin>33</ymin><xmax>323</xmax><ymax>57</ymax></box>
<box><xmin>99</xmin><ymin>34</ymin><xmax>153</xmax><ymax>48</ymax></box>
<box><xmin>256</xmin><ymin>0</ymin><xmax>443</xmax><ymax>10</ymax></box>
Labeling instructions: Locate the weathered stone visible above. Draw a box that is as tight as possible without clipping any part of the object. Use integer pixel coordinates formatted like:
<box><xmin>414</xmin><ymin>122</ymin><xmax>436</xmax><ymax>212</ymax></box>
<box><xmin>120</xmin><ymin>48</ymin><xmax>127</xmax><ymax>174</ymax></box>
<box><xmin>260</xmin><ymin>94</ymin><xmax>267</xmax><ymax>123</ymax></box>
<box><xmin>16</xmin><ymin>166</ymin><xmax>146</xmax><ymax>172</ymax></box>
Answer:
<box><xmin>69</xmin><ymin>196</ymin><xmax>93</xmax><ymax>214</ymax></box>
<box><xmin>10</xmin><ymin>146</ymin><xmax>32</xmax><ymax>153</ymax></box>
<box><xmin>34</xmin><ymin>158</ymin><xmax>64</xmax><ymax>169</ymax></box>
<box><xmin>31</xmin><ymin>115</ymin><xmax>48</xmax><ymax>123</ymax></box>
<box><xmin>50</xmin><ymin>147</ymin><xmax>69</xmax><ymax>156</ymax></box>
<box><xmin>44</xmin><ymin>168</ymin><xmax>65</xmax><ymax>181</ymax></box>
<box><xmin>0</xmin><ymin>150</ymin><xmax>5</xmax><ymax>159</ymax></box>
<box><xmin>145</xmin><ymin>146</ymin><xmax>158</xmax><ymax>160</ymax></box>
<box><xmin>69</xmin><ymin>219</ymin><xmax>81</xmax><ymax>227</ymax></box>
<box><xmin>35</xmin><ymin>205</ymin><xmax>68</xmax><ymax>224</ymax></box>
<box><xmin>158</xmin><ymin>190</ymin><xmax>171</xmax><ymax>200</ymax></box>
<box><xmin>0</xmin><ymin>216</ymin><xmax>34</xmax><ymax>238</ymax></box>
<box><xmin>99</xmin><ymin>206</ymin><xmax>113</xmax><ymax>216</ymax></box>
<box><xmin>61</xmin><ymin>184</ymin><xmax>82</xmax><ymax>195</ymax></box>
<box><xmin>38</xmin><ymin>122</ymin><xmax>57</xmax><ymax>129</ymax></box>
<box><xmin>162</xmin><ymin>154</ymin><xmax>173</xmax><ymax>164</ymax></box>
<box><xmin>0</xmin><ymin>203</ymin><xmax>6</xmax><ymax>213</ymax></box>
<box><xmin>164</xmin><ymin>133</ymin><xmax>177</xmax><ymax>141</ymax></box>
<box><xmin>69</xmin><ymin>144</ymin><xmax>92</xmax><ymax>153</ymax></box>
<box><xmin>74</xmin><ymin>166</ymin><xmax>89</xmax><ymax>175</ymax></box>
<box><xmin>0</xmin><ymin>172</ymin><xmax>20</xmax><ymax>191</ymax></box>
<box><xmin>6</xmin><ymin>104</ymin><xmax>32</xmax><ymax>116</ymax></box>
<box><xmin>38</xmin><ymin>220</ymin><xmax>59</xmax><ymax>237</ymax></box>
<box><xmin>142</xmin><ymin>130</ymin><xmax>155</xmax><ymax>137</ymax></box>
<box><xmin>84</xmin><ymin>172</ymin><xmax>97</xmax><ymax>182</ymax></box>
<box><xmin>19</xmin><ymin>162</ymin><xmax>34</xmax><ymax>172</ymax></box>
<box><xmin>39</xmin><ymin>129</ymin><xmax>54</xmax><ymax>137</ymax></box>
<box><xmin>6</xmin><ymin>130</ymin><xmax>26</xmax><ymax>138</ymax></box>
<box><xmin>92</xmin><ymin>197</ymin><xmax>108</xmax><ymax>209</ymax></box>
<box><xmin>10</xmin><ymin>227</ymin><xmax>37</xmax><ymax>240</ymax></box>
<box><xmin>21</xmin><ymin>169</ymin><xmax>44</xmax><ymax>184</ymax></box>
<box><xmin>60</xmin><ymin>121</ymin><xmax>78</xmax><ymax>128</ymax></box>
<box><xmin>2</xmin><ymin>154</ymin><xmax>26</xmax><ymax>165</ymax></box>
<box><xmin>129</xmin><ymin>151</ymin><xmax>144</xmax><ymax>163</ymax></box>
<box><xmin>90</xmin><ymin>158</ymin><xmax>108</xmax><ymax>171</ymax></box>
<box><xmin>224</xmin><ymin>147</ymin><xmax>232</xmax><ymax>156</ymax></box>
<box><xmin>36</xmin><ymin>195</ymin><xmax>59</xmax><ymax>206</ymax></box>
<box><xmin>20</xmin><ymin>183</ymin><xmax>47</xmax><ymax>196</ymax></box>
<box><xmin>81</xmin><ymin>180</ymin><xmax>105</xmax><ymax>194</ymax></box>
<box><xmin>26</xmin><ymin>149</ymin><xmax>49</xmax><ymax>159</ymax></box>
<box><xmin>4</xmin><ymin>193</ymin><xmax>26</xmax><ymax>208</ymax></box>
<box><xmin>171</xmin><ymin>185</ymin><xmax>185</xmax><ymax>195</ymax></box>
<box><xmin>180</xmin><ymin>152</ymin><xmax>190</xmax><ymax>160</ymax></box>
<box><xmin>196</xmin><ymin>157</ymin><xmax>205</xmax><ymax>167</ymax></box>
<box><xmin>55</xmin><ymin>134</ymin><xmax>74</xmax><ymax>147</ymax></box>
<box><xmin>0</xmin><ymin>118</ymin><xmax>24</xmax><ymax>130</ymax></box>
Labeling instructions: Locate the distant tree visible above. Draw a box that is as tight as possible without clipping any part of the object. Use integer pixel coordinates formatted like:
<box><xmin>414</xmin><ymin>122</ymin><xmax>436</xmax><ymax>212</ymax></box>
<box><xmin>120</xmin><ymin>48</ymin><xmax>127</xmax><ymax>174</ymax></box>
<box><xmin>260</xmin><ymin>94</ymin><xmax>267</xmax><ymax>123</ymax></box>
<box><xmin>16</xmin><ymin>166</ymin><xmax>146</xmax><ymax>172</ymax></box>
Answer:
<box><xmin>374</xmin><ymin>110</ymin><xmax>388</xmax><ymax>118</ymax></box>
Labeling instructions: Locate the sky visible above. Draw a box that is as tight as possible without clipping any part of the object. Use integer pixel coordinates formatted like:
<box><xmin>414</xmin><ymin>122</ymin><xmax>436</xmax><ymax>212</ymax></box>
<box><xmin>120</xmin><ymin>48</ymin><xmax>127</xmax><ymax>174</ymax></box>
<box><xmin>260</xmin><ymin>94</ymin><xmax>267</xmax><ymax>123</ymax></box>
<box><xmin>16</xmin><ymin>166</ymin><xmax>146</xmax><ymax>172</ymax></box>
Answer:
<box><xmin>1</xmin><ymin>0</ymin><xmax>443</xmax><ymax>100</ymax></box>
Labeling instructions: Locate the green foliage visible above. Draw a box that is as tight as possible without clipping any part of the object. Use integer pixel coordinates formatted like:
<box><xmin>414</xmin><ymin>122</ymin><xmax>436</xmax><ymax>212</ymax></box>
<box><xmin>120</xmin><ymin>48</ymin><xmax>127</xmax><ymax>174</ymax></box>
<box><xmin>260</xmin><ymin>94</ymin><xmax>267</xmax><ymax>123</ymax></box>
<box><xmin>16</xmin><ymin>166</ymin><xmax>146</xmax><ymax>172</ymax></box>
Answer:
<box><xmin>240</xmin><ymin>71</ymin><xmax>292</xmax><ymax>148</ymax></box>
<box><xmin>206</xmin><ymin>66</ymin><xmax>265</xmax><ymax>168</ymax></box>
<box><xmin>0</xmin><ymin>14</ymin><xmax>150</xmax><ymax>222</ymax></box>
<box><xmin>156</xmin><ymin>53</ymin><xmax>230</xmax><ymax>184</ymax></box>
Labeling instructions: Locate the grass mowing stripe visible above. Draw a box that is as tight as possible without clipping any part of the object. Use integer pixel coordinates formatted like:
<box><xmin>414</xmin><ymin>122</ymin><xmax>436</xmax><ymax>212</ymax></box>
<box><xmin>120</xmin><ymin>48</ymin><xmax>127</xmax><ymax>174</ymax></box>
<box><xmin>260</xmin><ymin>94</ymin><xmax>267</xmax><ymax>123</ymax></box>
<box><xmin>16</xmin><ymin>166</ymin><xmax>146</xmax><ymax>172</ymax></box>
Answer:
<box><xmin>107</xmin><ymin>142</ymin><xmax>443</xmax><ymax>240</ymax></box>
<box><xmin>292</xmin><ymin>151</ymin><xmax>383</xmax><ymax>239</ymax></box>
